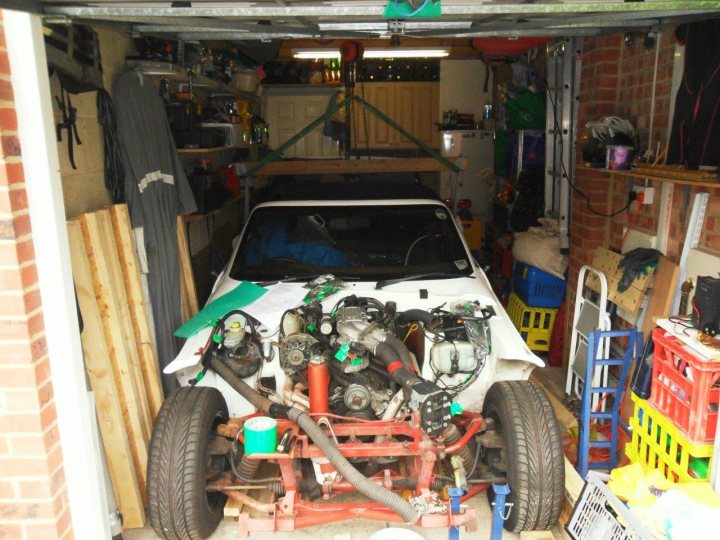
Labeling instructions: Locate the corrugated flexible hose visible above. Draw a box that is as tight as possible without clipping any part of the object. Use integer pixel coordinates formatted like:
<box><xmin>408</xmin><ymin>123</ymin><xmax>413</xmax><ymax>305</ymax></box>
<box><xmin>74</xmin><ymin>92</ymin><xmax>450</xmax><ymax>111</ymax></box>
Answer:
<box><xmin>209</xmin><ymin>357</ymin><xmax>420</xmax><ymax>524</ymax></box>
<box><xmin>287</xmin><ymin>407</ymin><xmax>420</xmax><ymax>523</ymax></box>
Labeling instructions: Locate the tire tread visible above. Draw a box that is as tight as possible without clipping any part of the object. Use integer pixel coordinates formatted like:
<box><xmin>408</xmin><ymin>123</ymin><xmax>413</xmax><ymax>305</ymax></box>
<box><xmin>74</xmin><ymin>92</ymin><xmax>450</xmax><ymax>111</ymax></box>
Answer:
<box><xmin>483</xmin><ymin>380</ymin><xmax>564</xmax><ymax>532</ymax></box>
<box><xmin>147</xmin><ymin>387</ymin><xmax>228</xmax><ymax>540</ymax></box>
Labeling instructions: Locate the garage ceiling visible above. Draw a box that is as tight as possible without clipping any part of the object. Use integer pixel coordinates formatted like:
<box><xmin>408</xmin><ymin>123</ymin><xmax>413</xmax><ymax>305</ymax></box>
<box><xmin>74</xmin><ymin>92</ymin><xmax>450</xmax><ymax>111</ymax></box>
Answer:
<box><xmin>7</xmin><ymin>1</ymin><xmax>720</xmax><ymax>41</ymax></box>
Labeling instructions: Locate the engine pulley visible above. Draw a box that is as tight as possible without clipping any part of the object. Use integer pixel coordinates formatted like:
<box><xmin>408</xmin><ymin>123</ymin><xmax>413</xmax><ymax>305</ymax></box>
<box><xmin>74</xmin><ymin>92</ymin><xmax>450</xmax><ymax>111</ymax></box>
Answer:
<box><xmin>343</xmin><ymin>383</ymin><xmax>371</xmax><ymax>411</ymax></box>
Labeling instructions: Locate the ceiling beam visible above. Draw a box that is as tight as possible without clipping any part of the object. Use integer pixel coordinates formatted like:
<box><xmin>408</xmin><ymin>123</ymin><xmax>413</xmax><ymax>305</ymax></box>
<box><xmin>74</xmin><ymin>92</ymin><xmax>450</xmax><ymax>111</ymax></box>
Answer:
<box><xmin>42</xmin><ymin>3</ymin><xmax>720</xmax><ymax>20</ymax></box>
<box><xmin>175</xmin><ymin>32</ymin><xmax>315</xmax><ymax>40</ymax></box>
<box><xmin>135</xmin><ymin>23</ymin><xmax>312</xmax><ymax>35</ymax></box>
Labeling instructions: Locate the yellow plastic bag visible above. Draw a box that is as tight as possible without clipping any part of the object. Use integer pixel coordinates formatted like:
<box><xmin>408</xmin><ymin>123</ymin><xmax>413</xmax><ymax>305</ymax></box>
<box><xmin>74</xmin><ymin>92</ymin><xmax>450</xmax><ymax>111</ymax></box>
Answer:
<box><xmin>608</xmin><ymin>464</ymin><xmax>673</xmax><ymax>507</ymax></box>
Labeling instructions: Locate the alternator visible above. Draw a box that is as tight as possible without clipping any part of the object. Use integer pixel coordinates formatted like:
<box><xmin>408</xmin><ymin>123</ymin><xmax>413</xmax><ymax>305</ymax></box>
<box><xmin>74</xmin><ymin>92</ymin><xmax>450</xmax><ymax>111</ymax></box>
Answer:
<box><xmin>279</xmin><ymin>334</ymin><xmax>318</xmax><ymax>375</ymax></box>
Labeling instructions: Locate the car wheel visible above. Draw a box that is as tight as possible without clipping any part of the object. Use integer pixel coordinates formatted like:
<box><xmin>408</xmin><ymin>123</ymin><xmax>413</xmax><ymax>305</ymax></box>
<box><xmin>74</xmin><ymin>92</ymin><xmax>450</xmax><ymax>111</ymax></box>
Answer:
<box><xmin>148</xmin><ymin>387</ymin><xmax>229</xmax><ymax>539</ymax></box>
<box><xmin>482</xmin><ymin>380</ymin><xmax>565</xmax><ymax>532</ymax></box>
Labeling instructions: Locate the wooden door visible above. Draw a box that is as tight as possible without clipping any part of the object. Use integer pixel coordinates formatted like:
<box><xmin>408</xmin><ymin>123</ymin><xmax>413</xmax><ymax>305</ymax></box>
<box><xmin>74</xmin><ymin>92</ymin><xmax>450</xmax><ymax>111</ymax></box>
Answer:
<box><xmin>352</xmin><ymin>82</ymin><xmax>438</xmax><ymax>150</ymax></box>
<box><xmin>352</xmin><ymin>83</ymin><xmax>395</xmax><ymax>149</ymax></box>
<box><xmin>394</xmin><ymin>83</ymin><xmax>439</xmax><ymax>149</ymax></box>
<box><xmin>265</xmin><ymin>94</ymin><xmax>339</xmax><ymax>158</ymax></box>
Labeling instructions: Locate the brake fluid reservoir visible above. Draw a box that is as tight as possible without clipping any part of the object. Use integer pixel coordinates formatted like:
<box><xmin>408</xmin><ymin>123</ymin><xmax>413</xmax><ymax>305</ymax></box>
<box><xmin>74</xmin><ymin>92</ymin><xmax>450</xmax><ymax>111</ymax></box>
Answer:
<box><xmin>430</xmin><ymin>342</ymin><xmax>477</xmax><ymax>374</ymax></box>
<box><xmin>282</xmin><ymin>311</ymin><xmax>303</xmax><ymax>336</ymax></box>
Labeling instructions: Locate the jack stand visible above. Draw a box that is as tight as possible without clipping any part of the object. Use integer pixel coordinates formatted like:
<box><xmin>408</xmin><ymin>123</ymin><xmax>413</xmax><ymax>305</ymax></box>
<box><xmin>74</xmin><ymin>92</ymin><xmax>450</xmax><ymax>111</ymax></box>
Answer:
<box><xmin>490</xmin><ymin>483</ymin><xmax>511</xmax><ymax>540</ymax></box>
<box><xmin>447</xmin><ymin>487</ymin><xmax>463</xmax><ymax>540</ymax></box>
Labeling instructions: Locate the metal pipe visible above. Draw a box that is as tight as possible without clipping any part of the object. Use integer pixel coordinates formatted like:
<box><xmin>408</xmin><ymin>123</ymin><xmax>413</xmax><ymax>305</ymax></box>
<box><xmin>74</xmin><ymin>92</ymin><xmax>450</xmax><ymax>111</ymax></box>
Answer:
<box><xmin>444</xmin><ymin>418</ymin><xmax>484</xmax><ymax>454</ymax></box>
<box><xmin>224</xmin><ymin>491</ymin><xmax>276</xmax><ymax>514</ymax></box>
<box><xmin>374</xmin><ymin>390</ymin><xmax>404</xmax><ymax>443</ymax></box>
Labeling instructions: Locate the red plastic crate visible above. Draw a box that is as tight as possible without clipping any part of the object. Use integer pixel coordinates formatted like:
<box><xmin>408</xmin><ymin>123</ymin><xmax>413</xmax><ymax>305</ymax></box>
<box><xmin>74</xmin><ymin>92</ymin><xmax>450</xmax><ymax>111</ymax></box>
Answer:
<box><xmin>493</xmin><ymin>240</ymin><xmax>512</xmax><ymax>278</ymax></box>
<box><xmin>650</xmin><ymin>328</ymin><xmax>720</xmax><ymax>444</ymax></box>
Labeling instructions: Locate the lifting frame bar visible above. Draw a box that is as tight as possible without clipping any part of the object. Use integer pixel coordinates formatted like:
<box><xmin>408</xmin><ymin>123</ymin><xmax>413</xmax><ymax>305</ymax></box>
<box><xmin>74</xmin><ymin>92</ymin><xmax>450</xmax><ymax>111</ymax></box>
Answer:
<box><xmin>242</xmin><ymin>94</ymin><xmax>461</xmax><ymax>180</ymax></box>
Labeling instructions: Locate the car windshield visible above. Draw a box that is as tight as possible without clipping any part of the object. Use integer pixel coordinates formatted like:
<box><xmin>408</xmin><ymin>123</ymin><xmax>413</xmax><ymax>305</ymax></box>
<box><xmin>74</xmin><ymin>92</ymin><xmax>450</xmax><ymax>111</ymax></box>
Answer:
<box><xmin>229</xmin><ymin>203</ymin><xmax>473</xmax><ymax>282</ymax></box>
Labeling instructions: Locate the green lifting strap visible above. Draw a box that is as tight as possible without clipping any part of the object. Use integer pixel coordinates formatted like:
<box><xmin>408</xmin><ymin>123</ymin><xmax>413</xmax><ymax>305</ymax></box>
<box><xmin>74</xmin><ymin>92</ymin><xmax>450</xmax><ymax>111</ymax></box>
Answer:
<box><xmin>352</xmin><ymin>95</ymin><xmax>459</xmax><ymax>173</ymax></box>
<box><xmin>241</xmin><ymin>92</ymin><xmax>460</xmax><ymax>179</ymax></box>
<box><xmin>242</xmin><ymin>94</ymin><xmax>353</xmax><ymax>179</ymax></box>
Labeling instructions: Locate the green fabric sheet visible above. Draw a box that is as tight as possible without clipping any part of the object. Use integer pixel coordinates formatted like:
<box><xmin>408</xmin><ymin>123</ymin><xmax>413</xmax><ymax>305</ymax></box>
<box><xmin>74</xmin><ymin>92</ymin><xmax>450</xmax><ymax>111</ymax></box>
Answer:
<box><xmin>174</xmin><ymin>281</ymin><xmax>267</xmax><ymax>338</ymax></box>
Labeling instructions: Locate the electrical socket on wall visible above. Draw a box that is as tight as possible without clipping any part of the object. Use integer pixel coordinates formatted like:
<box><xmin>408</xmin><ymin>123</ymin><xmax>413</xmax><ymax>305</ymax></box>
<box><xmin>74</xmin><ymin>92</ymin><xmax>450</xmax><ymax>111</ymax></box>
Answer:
<box><xmin>632</xmin><ymin>185</ymin><xmax>655</xmax><ymax>205</ymax></box>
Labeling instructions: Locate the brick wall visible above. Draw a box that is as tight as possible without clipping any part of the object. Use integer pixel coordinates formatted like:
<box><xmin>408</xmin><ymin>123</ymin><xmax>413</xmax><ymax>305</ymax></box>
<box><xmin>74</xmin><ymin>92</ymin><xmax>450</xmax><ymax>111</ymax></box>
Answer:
<box><xmin>565</xmin><ymin>27</ymin><xmax>720</xmax><ymax>366</ymax></box>
<box><xmin>0</xmin><ymin>14</ymin><xmax>73</xmax><ymax>540</ymax></box>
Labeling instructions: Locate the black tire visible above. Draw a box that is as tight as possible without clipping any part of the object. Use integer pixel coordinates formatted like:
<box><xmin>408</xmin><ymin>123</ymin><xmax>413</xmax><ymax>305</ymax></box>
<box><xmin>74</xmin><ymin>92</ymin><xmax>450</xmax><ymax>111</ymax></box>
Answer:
<box><xmin>482</xmin><ymin>380</ymin><xmax>565</xmax><ymax>532</ymax></box>
<box><xmin>148</xmin><ymin>387</ymin><xmax>229</xmax><ymax>540</ymax></box>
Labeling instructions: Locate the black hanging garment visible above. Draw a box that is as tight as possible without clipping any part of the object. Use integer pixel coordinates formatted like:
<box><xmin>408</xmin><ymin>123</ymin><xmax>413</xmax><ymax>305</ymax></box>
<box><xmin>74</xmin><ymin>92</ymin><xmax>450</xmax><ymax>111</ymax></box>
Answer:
<box><xmin>114</xmin><ymin>70</ymin><xmax>198</xmax><ymax>395</ymax></box>
<box><xmin>667</xmin><ymin>19</ymin><xmax>720</xmax><ymax>169</ymax></box>
<box><xmin>54</xmin><ymin>74</ymin><xmax>87</xmax><ymax>170</ymax></box>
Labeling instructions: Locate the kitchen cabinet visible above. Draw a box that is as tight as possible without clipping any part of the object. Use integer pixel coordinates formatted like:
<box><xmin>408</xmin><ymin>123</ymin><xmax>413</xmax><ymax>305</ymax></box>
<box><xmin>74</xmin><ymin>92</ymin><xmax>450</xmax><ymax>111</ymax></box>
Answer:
<box><xmin>352</xmin><ymin>82</ymin><xmax>439</xmax><ymax>150</ymax></box>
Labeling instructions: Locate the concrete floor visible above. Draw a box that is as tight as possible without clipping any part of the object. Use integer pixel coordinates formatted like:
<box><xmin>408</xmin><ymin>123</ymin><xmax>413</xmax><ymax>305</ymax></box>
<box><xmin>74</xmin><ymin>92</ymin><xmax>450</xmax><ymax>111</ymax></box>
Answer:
<box><xmin>123</xmin><ymin>492</ymin><xmax>525</xmax><ymax>539</ymax></box>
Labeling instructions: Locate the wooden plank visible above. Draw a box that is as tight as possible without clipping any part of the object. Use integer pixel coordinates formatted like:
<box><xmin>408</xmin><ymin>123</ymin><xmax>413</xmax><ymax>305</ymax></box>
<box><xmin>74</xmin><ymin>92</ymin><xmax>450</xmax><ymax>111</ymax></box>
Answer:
<box><xmin>585</xmin><ymin>247</ymin><xmax>653</xmax><ymax>314</ymax></box>
<box><xmin>109</xmin><ymin>204</ymin><xmax>164</xmax><ymax>420</ymax></box>
<box><xmin>67</xmin><ymin>220</ymin><xmax>146</xmax><ymax>528</ymax></box>
<box><xmin>558</xmin><ymin>457</ymin><xmax>585</xmax><ymax>533</ymax></box>
<box><xmin>180</xmin><ymin>272</ymin><xmax>191</xmax><ymax>322</ymax></box>
<box><xmin>641</xmin><ymin>256</ymin><xmax>679</xmax><ymax>337</ymax></box>
<box><xmin>583</xmin><ymin>165</ymin><xmax>720</xmax><ymax>188</ymax></box>
<box><xmin>224</xmin><ymin>497</ymin><xmax>244</xmax><ymax>518</ymax></box>
<box><xmin>530</xmin><ymin>373</ymin><xmax>577</xmax><ymax>432</ymax></box>
<box><xmin>177</xmin><ymin>215</ymin><xmax>199</xmax><ymax>318</ymax></box>
<box><xmin>242</xmin><ymin>157</ymin><xmax>468</xmax><ymax>176</ymax></box>
<box><xmin>95</xmin><ymin>209</ymin><xmax>153</xmax><ymax>440</ymax></box>
<box><xmin>632</xmin><ymin>165</ymin><xmax>717</xmax><ymax>180</ymax></box>
<box><xmin>79</xmin><ymin>211</ymin><xmax>150</xmax><ymax>502</ymax></box>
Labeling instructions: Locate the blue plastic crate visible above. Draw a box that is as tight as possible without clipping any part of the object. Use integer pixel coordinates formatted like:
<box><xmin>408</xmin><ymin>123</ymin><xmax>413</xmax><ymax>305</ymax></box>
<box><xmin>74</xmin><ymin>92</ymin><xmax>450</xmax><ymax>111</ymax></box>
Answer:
<box><xmin>513</xmin><ymin>262</ymin><xmax>566</xmax><ymax>308</ymax></box>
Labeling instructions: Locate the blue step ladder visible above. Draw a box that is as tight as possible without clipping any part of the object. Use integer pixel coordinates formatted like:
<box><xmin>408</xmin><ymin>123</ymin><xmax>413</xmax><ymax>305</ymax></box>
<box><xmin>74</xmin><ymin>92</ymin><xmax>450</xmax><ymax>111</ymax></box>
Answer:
<box><xmin>577</xmin><ymin>329</ymin><xmax>640</xmax><ymax>479</ymax></box>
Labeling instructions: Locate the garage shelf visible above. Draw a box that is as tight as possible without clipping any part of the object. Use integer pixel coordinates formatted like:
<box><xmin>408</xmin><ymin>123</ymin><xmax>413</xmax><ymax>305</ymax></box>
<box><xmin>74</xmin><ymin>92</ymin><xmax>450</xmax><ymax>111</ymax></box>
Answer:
<box><xmin>584</xmin><ymin>165</ymin><xmax>720</xmax><ymax>189</ymax></box>
<box><xmin>177</xmin><ymin>145</ymin><xmax>257</xmax><ymax>154</ymax></box>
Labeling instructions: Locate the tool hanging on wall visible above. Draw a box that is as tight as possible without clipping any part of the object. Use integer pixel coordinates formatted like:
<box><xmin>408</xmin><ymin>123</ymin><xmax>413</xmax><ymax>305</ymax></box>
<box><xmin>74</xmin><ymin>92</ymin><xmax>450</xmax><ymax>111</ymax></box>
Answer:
<box><xmin>55</xmin><ymin>85</ymin><xmax>82</xmax><ymax>169</ymax></box>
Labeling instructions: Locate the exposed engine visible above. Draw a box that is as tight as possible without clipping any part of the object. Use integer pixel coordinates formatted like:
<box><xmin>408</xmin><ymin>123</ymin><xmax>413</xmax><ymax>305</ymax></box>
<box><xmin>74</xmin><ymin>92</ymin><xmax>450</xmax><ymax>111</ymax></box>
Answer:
<box><xmin>213</xmin><ymin>294</ymin><xmax>494</xmax><ymax>437</ymax></box>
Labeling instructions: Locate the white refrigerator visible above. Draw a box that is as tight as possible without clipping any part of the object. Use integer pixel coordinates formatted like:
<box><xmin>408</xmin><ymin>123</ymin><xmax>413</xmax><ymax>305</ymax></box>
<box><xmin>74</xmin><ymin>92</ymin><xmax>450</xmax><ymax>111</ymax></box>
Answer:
<box><xmin>440</xmin><ymin>129</ymin><xmax>495</xmax><ymax>219</ymax></box>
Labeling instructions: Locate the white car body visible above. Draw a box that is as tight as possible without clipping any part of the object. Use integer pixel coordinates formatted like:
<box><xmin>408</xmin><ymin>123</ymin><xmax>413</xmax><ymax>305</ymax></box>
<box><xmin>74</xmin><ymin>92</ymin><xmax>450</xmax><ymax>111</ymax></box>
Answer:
<box><xmin>165</xmin><ymin>199</ymin><xmax>543</xmax><ymax>417</ymax></box>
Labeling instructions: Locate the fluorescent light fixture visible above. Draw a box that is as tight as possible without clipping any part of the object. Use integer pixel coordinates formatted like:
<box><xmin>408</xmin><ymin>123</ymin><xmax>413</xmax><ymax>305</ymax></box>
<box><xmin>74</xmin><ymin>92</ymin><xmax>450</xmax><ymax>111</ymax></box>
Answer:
<box><xmin>292</xmin><ymin>48</ymin><xmax>341</xmax><ymax>59</ymax></box>
<box><xmin>363</xmin><ymin>47</ymin><xmax>450</xmax><ymax>58</ymax></box>
<box><xmin>292</xmin><ymin>47</ymin><xmax>451</xmax><ymax>60</ymax></box>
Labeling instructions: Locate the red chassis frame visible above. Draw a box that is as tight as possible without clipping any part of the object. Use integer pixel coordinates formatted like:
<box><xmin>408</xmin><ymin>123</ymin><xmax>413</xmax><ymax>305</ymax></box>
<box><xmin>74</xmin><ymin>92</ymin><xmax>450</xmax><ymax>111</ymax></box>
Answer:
<box><xmin>216</xmin><ymin>411</ymin><xmax>487</xmax><ymax>537</ymax></box>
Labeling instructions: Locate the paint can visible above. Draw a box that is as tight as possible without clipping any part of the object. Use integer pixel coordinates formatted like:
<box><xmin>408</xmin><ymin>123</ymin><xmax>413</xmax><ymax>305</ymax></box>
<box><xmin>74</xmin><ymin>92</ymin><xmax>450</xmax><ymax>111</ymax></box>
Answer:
<box><xmin>606</xmin><ymin>145</ymin><xmax>633</xmax><ymax>170</ymax></box>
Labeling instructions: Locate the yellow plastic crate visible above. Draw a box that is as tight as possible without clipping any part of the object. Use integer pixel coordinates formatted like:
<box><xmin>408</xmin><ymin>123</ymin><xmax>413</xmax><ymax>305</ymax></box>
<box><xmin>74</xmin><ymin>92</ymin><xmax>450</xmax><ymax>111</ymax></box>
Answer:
<box><xmin>507</xmin><ymin>292</ymin><xmax>557</xmax><ymax>352</ymax></box>
<box><xmin>625</xmin><ymin>393</ymin><xmax>714</xmax><ymax>483</ymax></box>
